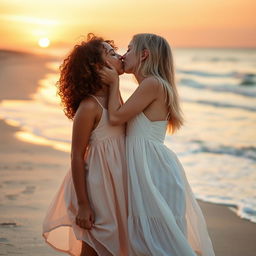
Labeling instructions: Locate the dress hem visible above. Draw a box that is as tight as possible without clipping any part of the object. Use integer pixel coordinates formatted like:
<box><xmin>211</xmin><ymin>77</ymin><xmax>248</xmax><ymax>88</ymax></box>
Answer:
<box><xmin>43</xmin><ymin>224</ymin><xmax>115</xmax><ymax>256</ymax></box>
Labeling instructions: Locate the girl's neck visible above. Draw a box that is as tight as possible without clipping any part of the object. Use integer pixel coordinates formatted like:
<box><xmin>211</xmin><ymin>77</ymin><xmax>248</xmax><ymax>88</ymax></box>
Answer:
<box><xmin>134</xmin><ymin>72</ymin><xmax>148</xmax><ymax>84</ymax></box>
<box><xmin>94</xmin><ymin>85</ymin><xmax>109</xmax><ymax>97</ymax></box>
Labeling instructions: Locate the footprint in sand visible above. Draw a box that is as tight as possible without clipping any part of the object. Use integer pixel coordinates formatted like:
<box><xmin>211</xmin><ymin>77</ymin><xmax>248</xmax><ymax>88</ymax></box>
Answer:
<box><xmin>21</xmin><ymin>185</ymin><xmax>36</xmax><ymax>194</ymax></box>
<box><xmin>0</xmin><ymin>222</ymin><xmax>18</xmax><ymax>227</ymax></box>
<box><xmin>0</xmin><ymin>237</ymin><xmax>9</xmax><ymax>242</ymax></box>
<box><xmin>0</xmin><ymin>164</ymin><xmax>9</xmax><ymax>170</ymax></box>
<box><xmin>5</xmin><ymin>194</ymin><xmax>18</xmax><ymax>200</ymax></box>
<box><xmin>0</xmin><ymin>162</ymin><xmax>34</xmax><ymax>171</ymax></box>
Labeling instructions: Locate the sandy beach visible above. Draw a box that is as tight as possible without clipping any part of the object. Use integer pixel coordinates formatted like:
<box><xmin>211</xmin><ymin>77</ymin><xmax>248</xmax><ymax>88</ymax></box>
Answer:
<box><xmin>0</xmin><ymin>50</ymin><xmax>256</xmax><ymax>256</ymax></box>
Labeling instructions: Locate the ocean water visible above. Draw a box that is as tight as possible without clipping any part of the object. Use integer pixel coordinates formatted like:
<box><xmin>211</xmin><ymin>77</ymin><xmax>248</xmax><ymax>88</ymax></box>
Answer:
<box><xmin>1</xmin><ymin>48</ymin><xmax>256</xmax><ymax>223</ymax></box>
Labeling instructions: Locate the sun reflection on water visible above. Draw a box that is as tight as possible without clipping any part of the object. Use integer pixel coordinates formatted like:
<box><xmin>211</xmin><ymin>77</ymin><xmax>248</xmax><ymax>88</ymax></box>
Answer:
<box><xmin>15</xmin><ymin>131</ymin><xmax>70</xmax><ymax>152</ymax></box>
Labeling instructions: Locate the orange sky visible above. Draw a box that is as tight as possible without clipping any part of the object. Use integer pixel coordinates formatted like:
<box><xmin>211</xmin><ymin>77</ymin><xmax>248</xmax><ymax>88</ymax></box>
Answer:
<box><xmin>0</xmin><ymin>0</ymin><xmax>255</xmax><ymax>52</ymax></box>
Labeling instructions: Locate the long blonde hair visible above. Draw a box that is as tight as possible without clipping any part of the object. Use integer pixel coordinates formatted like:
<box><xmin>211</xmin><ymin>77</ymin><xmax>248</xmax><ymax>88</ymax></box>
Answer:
<box><xmin>132</xmin><ymin>33</ymin><xmax>183</xmax><ymax>133</ymax></box>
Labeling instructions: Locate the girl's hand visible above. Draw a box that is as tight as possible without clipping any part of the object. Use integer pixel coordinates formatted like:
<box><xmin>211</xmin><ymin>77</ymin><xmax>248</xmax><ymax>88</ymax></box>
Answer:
<box><xmin>100</xmin><ymin>61</ymin><xmax>119</xmax><ymax>86</ymax></box>
<box><xmin>76</xmin><ymin>204</ymin><xmax>95</xmax><ymax>230</ymax></box>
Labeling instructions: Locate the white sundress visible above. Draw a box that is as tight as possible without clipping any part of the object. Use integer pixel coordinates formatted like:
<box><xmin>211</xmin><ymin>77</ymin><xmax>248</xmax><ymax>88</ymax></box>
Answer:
<box><xmin>126</xmin><ymin>112</ymin><xmax>215</xmax><ymax>256</ymax></box>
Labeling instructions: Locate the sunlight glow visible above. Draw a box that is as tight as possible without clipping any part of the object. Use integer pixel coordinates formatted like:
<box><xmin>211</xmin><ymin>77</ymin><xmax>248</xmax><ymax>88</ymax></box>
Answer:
<box><xmin>0</xmin><ymin>14</ymin><xmax>59</xmax><ymax>25</ymax></box>
<box><xmin>15</xmin><ymin>131</ymin><xmax>70</xmax><ymax>152</ymax></box>
<box><xmin>0</xmin><ymin>0</ymin><xmax>255</xmax><ymax>50</ymax></box>
<box><xmin>38</xmin><ymin>37</ymin><xmax>50</xmax><ymax>48</ymax></box>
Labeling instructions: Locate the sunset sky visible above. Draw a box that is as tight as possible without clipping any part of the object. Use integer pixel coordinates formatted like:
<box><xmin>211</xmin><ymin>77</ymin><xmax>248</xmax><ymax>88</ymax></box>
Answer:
<box><xmin>1</xmin><ymin>0</ymin><xmax>255</xmax><ymax>52</ymax></box>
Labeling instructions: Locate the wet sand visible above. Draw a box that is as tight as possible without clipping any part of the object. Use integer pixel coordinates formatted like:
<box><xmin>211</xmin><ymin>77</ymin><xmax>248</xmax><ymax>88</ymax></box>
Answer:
<box><xmin>0</xmin><ymin>50</ymin><xmax>56</xmax><ymax>101</ymax></box>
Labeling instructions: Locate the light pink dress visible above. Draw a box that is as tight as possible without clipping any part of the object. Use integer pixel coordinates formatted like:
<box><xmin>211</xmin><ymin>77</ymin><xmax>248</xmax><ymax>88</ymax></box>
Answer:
<box><xmin>42</xmin><ymin>95</ymin><xmax>128</xmax><ymax>256</ymax></box>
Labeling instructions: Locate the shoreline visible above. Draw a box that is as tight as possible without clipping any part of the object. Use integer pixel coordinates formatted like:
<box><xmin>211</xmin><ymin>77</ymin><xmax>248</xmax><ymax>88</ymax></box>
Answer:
<box><xmin>1</xmin><ymin>118</ymin><xmax>256</xmax><ymax>255</ymax></box>
<box><xmin>0</xmin><ymin>118</ymin><xmax>67</xmax><ymax>256</ymax></box>
<box><xmin>0</xmin><ymin>49</ymin><xmax>57</xmax><ymax>101</ymax></box>
<box><xmin>1</xmin><ymin>50</ymin><xmax>256</xmax><ymax>255</ymax></box>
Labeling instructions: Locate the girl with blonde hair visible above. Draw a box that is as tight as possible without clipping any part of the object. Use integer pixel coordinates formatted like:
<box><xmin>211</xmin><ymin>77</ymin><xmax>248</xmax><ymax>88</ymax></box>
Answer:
<box><xmin>100</xmin><ymin>33</ymin><xmax>215</xmax><ymax>256</ymax></box>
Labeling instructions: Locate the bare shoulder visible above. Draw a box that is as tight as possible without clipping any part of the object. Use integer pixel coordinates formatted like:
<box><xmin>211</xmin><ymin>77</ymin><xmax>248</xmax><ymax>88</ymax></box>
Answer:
<box><xmin>75</xmin><ymin>97</ymin><xmax>98</xmax><ymax>119</ymax></box>
<box><xmin>78</xmin><ymin>97</ymin><xmax>98</xmax><ymax>112</ymax></box>
<box><xmin>140</xmin><ymin>76</ymin><xmax>162</xmax><ymax>92</ymax></box>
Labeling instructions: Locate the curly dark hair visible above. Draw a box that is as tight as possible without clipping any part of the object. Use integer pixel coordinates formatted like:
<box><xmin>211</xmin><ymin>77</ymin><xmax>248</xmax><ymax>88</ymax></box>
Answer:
<box><xmin>57</xmin><ymin>33</ymin><xmax>116</xmax><ymax>119</ymax></box>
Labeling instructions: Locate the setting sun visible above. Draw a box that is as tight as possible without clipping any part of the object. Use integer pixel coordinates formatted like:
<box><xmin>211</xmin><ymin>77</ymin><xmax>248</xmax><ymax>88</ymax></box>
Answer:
<box><xmin>38</xmin><ymin>37</ymin><xmax>50</xmax><ymax>48</ymax></box>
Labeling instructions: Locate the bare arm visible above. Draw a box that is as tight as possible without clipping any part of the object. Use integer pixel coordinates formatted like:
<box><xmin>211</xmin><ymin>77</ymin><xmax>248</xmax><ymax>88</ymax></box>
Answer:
<box><xmin>71</xmin><ymin>98</ymin><xmax>97</xmax><ymax>229</ymax></box>
<box><xmin>108</xmin><ymin>77</ymin><xmax>159</xmax><ymax>125</ymax></box>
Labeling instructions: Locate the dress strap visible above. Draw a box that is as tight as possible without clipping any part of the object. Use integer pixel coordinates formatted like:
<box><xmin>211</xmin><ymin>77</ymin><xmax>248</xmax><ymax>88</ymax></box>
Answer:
<box><xmin>89</xmin><ymin>95</ymin><xmax>104</xmax><ymax>109</ymax></box>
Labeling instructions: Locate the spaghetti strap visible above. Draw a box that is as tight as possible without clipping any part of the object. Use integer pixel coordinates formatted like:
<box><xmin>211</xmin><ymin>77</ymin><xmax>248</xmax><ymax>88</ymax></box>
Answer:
<box><xmin>89</xmin><ymin>95</ymin><xmax>104</xmax><ymax>109</ymax></box>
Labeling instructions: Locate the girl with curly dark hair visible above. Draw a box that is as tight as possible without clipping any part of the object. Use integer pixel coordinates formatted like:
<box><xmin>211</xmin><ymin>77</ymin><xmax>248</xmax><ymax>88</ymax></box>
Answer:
<box><xmin>43</xmin><ymin>34</ymin><xmax>128</xmax><ymax>256</ymax></box>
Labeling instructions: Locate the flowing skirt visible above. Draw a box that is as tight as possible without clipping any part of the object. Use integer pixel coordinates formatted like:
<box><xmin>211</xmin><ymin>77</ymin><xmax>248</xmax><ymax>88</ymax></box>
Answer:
<box><xmin>126</xmin><ymin>137</ymin><xmax>215</xmax><ymax>256</ymax></box>
<box><xmin>43</xmin><ymin>137</ymin><xmax>128</xmax><ymax>256</ymax></box>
